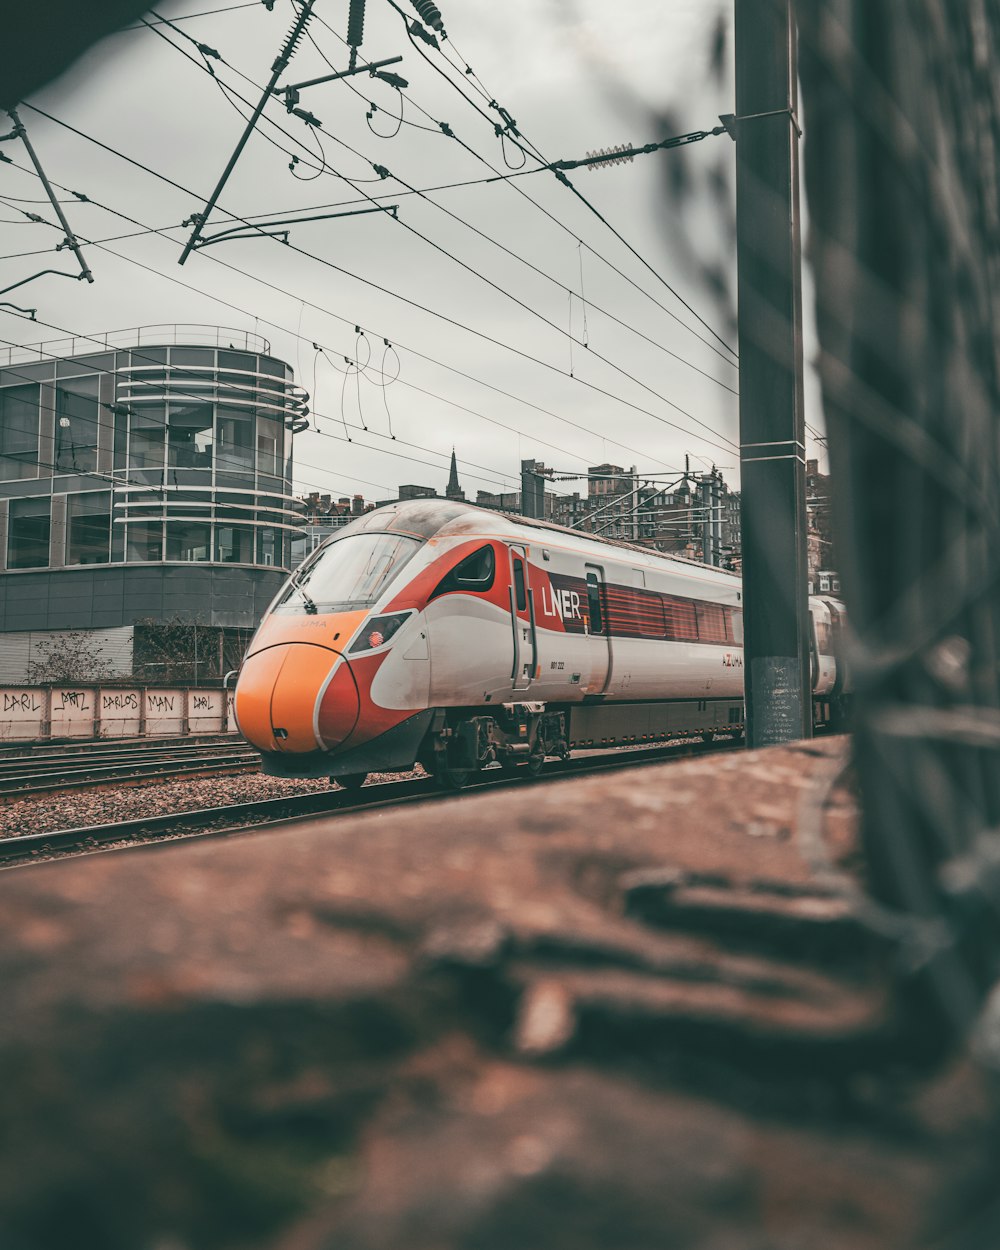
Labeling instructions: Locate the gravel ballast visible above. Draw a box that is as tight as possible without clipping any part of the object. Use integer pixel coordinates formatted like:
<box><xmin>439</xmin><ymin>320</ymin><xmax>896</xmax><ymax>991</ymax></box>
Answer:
<box><xmin>0</xmin><ymin>767</ymin><xmax>423</xmax><ymax>838</ymax></box>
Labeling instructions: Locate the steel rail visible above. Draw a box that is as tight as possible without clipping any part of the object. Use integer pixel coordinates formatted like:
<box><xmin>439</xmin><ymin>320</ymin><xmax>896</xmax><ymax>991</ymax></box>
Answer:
<box><xmin>0</xmin><ymin>733</ymin><xmax>241</xmax><ymax>760</ymax></box>
<box><xmin>0</xmin><ymin>736</ymin><xmax>743</xmax><ymax>868</ymax></box>
<box><xmin>0</xmin><ymin>757</ymin><xmax>261</xmax><ymax>801</ymax></box>
<box><xmin>0</xmin><ymin>743</ymin><xmax>254</xmax><ymax>775</ymax></box>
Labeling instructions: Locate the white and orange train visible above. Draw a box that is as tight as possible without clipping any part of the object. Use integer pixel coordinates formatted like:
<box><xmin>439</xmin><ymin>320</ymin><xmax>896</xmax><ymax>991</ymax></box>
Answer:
<box><xmin>234</xmin><ymin>498</ymin><xmax>848</xmax><ymax>788</ymax></box>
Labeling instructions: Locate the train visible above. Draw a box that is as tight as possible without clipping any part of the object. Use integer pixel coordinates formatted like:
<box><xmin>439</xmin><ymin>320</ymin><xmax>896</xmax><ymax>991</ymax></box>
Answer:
<box><xmin>233</xmin><ymin>498</ymin><xmax>848</xmax><ymax>788</ymax></box>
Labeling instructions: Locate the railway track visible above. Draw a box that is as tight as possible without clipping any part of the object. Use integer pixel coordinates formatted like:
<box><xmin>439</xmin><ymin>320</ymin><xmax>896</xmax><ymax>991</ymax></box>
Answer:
<box><xmin>0</xmin><ymin>734</ymin><xmax>742</xmax><ymax>868</ymax></box>
<box><xmin>0</xmin><ymin>734</ymin><xmax>259</xmax><ymax>799</ymax></box>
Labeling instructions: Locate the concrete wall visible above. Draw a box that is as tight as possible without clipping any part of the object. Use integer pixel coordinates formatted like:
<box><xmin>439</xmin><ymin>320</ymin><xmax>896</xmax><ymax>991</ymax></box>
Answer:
<box><xmin>0</xmin><ymin>686</ymin><xmax>237</xmax><ymax>741</ymax></box>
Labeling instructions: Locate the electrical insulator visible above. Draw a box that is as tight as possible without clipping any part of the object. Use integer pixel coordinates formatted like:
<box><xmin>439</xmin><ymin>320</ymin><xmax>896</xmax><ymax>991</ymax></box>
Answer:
<box><xmin>410</xmin><ymin>0</ymin><xmax>445</xmax><ymax>34</ymax></box>
<box><xmin>347</xmin><ymin>0</ymin><xmax>366</xmax><ymax>48</ymax></box>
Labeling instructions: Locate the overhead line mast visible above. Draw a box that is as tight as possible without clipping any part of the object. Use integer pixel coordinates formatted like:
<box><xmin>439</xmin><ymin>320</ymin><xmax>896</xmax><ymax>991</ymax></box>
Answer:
<box><xmin>735</xmin><ymin>0</ymin><xmax>811</xmax><ymax>745</ymax></box>
<box><xmin>178</xmin><ymin>0</ymin><xmax>319</xmax><ymax>262</ymax></box>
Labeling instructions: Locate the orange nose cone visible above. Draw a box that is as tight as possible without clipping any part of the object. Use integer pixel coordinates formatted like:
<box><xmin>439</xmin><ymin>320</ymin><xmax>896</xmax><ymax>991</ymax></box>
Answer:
<box><xmin>236</xmin><ymin>643</ymin><xmax>359</xmax><ymax>754</ymax></box>
<box><xmin>317</xmin><ymin>661</ymin><xmax>364</xmax><ymax>748</ymax></box>
<box><xmin>234</xmin><ymin>645</ymin><xmax>287</xmax><ymax>751</ymax></box>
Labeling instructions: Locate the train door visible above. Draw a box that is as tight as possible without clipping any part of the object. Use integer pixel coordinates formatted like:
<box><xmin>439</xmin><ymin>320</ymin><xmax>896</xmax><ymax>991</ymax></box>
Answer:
<box><xmin>583</xmin><ymin>563</ymin><xmax>612</xmax><ymax>694</ymax></box>
<box><xmin>509</xmin><ymin>545</ymin><xmax>538</xmax><ymax>691</ymax></box>
<box><xmin>808</xmin><ymin>608</ymin><xmax>820</xmax><ymax>692</ymax></box>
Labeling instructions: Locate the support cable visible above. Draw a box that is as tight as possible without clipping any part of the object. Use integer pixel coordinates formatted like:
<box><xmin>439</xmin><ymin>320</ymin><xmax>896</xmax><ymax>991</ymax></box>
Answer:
<box><xmin>19</xmin><ymin>104</ymin><xmax>737</xmax><ymax>457</ymax></box>
<box><xmin>310</xmin><ymin>6</ymin><xmax>740</xmax><ymax>372</ymax></box>
<box><xmin>178</xmin><ymin>0</ymin><xmax>318</xmax><ymax>262</ymax></box>
<box><xmin>0</xmin><ymin>305</ymin><xmax>526</xmax><ymax>495</ymax></box>
<box><xmin>0</xmin><ymin>334</ymin><xmax>518</xmax><ymax>497</ymax></box>
<box><xmin>385</xmin><ymin>0</ymin><xmax>738</xmax><ymax>361</ymax></box>
<box><xmin>150</xmin><ymin>10</ymin><xmax>738</xmax><ymax>395</ymax></box>
<box><xmin>2</xmin><ymin>148</ymin><xmax>689</xmax><ymax>475</ymax></box>
<box><xmin>139</xmin><ymin>30</ymin><xmax>738</xmax><ymax>448</ymax></box>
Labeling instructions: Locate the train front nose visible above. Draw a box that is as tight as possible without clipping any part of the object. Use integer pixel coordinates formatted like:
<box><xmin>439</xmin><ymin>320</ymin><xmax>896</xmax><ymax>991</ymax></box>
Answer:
<box><xmin>235</xmin><ymin>643</ymin><xmax>360</xmax><ymax>754</ymax></box>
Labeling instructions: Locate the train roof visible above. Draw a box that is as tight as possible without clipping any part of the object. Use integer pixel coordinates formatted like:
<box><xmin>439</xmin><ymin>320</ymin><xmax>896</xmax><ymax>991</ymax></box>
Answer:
<box><xmin>329</xmin><ymin>499</ymin><xmax>738</xmax><ymax>583</ymax></box>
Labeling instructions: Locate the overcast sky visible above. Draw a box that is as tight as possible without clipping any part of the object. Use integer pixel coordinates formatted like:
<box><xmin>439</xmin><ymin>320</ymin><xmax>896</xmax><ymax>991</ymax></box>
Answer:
<box><xmin>0</xmin><ymin>0</ymin><xmax>826</xmax><ymax>504</ymax></box>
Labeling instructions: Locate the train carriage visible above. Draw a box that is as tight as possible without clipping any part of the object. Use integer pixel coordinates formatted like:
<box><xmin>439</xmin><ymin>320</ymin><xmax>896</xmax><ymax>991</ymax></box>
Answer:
<box><xmin>234</xmin><ymin>498</ymin><xmax>846</xmax><ymax>788</ymax></box>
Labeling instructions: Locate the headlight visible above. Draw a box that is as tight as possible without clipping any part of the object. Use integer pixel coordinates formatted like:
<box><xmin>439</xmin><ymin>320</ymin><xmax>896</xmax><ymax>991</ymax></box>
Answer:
<box><xmin>349</xmin><ymin>612</ymin><xmax>410</xmax><ymax>653</ymax></box>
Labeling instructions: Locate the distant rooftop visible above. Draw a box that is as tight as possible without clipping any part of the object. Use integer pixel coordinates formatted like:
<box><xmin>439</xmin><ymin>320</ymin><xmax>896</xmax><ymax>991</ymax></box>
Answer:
<box><xmin>0</xmin><ymin>323</ymin><xmax>272</xmax><ymax>368</ymax></box>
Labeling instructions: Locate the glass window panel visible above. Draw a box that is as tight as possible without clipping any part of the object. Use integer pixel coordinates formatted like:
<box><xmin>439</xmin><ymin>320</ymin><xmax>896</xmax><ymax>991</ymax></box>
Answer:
<box><xmin>169</xmin><ymin>348</ymin><xmax>214</xmax><ymax>368</ymax></box>
<box><xmin>56</xmin><ymin>352</ymin><xmax>113</xmax><ymax>376</ymax></box>
<box><xmin>256</xmin><ymin>416</ymin><xmax>281</xmax><ymax>476</ymax></box>
<box><xmin>278</xmin><ymin>533</ymin><xmax>419</xmax><ymax>612</ymax></box>
<box><xmin>126</xmin><ymin>521</ymin><xmax>163</xmax><ymax>562</ymax></box>
<box><xmin>0</xmin><ymin>384</ymin><xmax>40</xmax><ymax>481</ymax></box>
<box><xmin>129</xmin><ymin>404</ymin><xmax>166</xmax><ymax>469</ymax></box>
<box><xmin>290</xmin><ymin>532</ymin><xmax>307</xmax><ymax>568</ymax></box>
<box><xmin>256</xmin><ymin>527</ymin><xmax>278</xmax><ymax>567</ymax></box>
<box><xmin>218</xmin><ymin>350</ymin><xmax>254</xmax><ymax>372</ymax></box>
<box><xmin>55</xmin><ymin>374</ymin><xmax>100</xmax><ymax>473</ymax></box>
<box><xmin>127</xmin><ymin>369</ymin><xmax>168</xmax><ymax>391</ymax></box>
<box><xmin>8</xmin><ymin>495</ymin><xmax>51</xmax><ymax>568</ymax></box>
<box><xmin>216</xmin><ymin>407</ymin><xmax>254</xmax><ymax>472</ymax></box>
<box><xmin>636</xmin><ymin>589</ymin><xmax>666</xmax><ymax>639</ymax></box>
<box><xmin>113</xmin><ymin>403</ymin><xmax>128</xmax><ymax>470</ymax></box>
<box><xmin>663</xmin><ymin>596</ymin><xmax>698</xmax><ymax>641</ymax></box>
<box><xmin>585</xmin><ymin>572</ymin><xmax>603</xmax><ymax>633</ymax></box>
<box><xmin>130</xmin><ymin>347</ymin><xmax>168</xmax><ymax>365</ymax></box>
<box><xmin>216</xmin><ymin>524</ymin><xmax>254</xmax><ymax>563</ymax></box>
<box><xmin>258</xmin><ymin>356</ymin><xmax>285</xmax><ymax>377</ymax></box>
<box><xmin>166</xmin><ymin>521</ymin><xmax>210</xmax><ymax>562</ymax></box>
<box><xmin>168</xmin><ymin>400</ymin><xmax>214</xmax><ymax>469</ymax></box>
<box><xmin>66</xmin><ymin>491</ymin><xmax>111</xmax><ymax>565</ymax></box>
<box><xmin>0</xmin><ymin>362</ymin><xmax>52</xmax><ymax>384</ymax></box>
<box><xmin>695</xmin><ymin>601</ymin><xmax>728</xmax><ymax>643</ymax></box>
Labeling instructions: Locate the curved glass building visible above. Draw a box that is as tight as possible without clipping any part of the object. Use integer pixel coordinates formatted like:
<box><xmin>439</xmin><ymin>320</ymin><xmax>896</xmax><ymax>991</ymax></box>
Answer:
<box><xmin>0</xmin><ymin>325</ymin><xmax>308</xmax><ymax>683</ymax></box>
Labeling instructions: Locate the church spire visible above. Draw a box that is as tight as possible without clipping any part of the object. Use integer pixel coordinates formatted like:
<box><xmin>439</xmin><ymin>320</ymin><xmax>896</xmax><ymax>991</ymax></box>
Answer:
<box><xmin>446</xmin><ymin>447</ymin><xmax>465</xmax><ymax>501</ymax></box>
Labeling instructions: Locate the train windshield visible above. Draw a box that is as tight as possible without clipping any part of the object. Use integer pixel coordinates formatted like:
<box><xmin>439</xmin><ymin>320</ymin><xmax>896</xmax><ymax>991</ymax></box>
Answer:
<box><xmin>277</xmin><ymin>532</ymin><xmax>420</xmax><ymax>613</ymax></box>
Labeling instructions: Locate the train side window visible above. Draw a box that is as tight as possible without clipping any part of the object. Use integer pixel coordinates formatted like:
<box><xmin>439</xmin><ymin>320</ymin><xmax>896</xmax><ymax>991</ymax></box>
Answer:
<box><xmin>431</xmin><ymin>544</ymin><xmax>496</xmax><ymax>599</ymax></box>
<box><xmin>513</xmin><ymin>557</ymin><xmax>527</xmax><ymax>611</ymax></box>
<box><xmin>663</xmin><ymin>596</ymin><xmax>697</xmax><ymax>641</ymax></box>
<box><xmin>637</xmin><ymin>589</ymin><xmax>666</xmax><ymax>638</ymax></box>
<box><xmin>730</xmin><ymin>609</ymin><xmax>744</xmax><ymax>645</ymax></box>
<box><xmin>695</xmin><ymin>601</ymin><xmax>727</xmax><ymax>643</ymax></box>
<box><xmin>586</xmin><ymin>571</ymin><xmax>604</xmax><ymax>634</ymax></box>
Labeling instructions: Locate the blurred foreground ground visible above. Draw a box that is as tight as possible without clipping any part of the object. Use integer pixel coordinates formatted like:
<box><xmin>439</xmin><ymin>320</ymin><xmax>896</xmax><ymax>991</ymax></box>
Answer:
<box><xmin>1</xmin><ymin>737</ymin><xmax>994</xmax><ymax>1250</ymax></box>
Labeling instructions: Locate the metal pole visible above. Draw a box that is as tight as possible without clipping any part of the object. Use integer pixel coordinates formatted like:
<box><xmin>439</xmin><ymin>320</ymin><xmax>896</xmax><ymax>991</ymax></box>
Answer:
<box><xmin>178</xmin><ymin>0</ymin><xmax>317</xmax><ymax>264</ymax></box>
<box><xmin>735</xmin><ymin>0</ymin><xmax>811</xmax><ymax>744</ymax></box>
<box><xmin>7</xmin><ymin>109</ymin><xmax>92</xmax><ymax>284</ymax></box>
<box><xmin>282</xmin><ymin>54</ymin><xmax>403</xmax><ymax>93</ymax></box>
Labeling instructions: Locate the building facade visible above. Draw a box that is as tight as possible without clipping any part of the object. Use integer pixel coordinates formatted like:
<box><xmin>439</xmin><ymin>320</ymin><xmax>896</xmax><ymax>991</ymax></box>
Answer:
<box><xmin>805</xmin><ymin>458</ymin><xmax>837</xmax><ymax>593</ymax></box>
<box><xmin>0</xmin><ymin>325</ymin><xmax>308</xmax><ymax>683</ymax></box>
<box><xmin>291</xmin><ymin>491</ymin><xmax>369</xmax><ymax>567</ymax></box>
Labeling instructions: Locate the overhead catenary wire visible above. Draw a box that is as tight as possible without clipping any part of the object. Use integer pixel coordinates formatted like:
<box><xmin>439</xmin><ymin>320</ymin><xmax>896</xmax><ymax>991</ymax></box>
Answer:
<box><xmin>0</xmin><ymin>312</ymin><xmax>528</xmax><ymax>496</ymax></box>
<box><xmin>1</xmin><ymin>154</ymin><xmax>670</xmax><ymax>475</ymax></box>
<box><xmin>252</xmin><ymin>53</ymin><xmax>741</xmax><ymax>395</ymax></box>
<box><xmin>382</xmin><ymin>0</ymin><xmax>739</xmax><ymax>362</ymax></box>
<box><xmin>16</xmin><ymin>104</ymin><xmax>738</xmax><ymax>461</ymax></box>
<box><xmin>137</xmin><ymin>19</ymin><xmax>738</xmax><ymax>448</ymax></box>
<box><xmin>155</xmin><ymin>8</ymin><xmax>728</xmax><ymax>397</ymax></box>
<box><xmin>0</xmin><ymin>159</ymin><xmax>649</xmax><ymax>477</ymax></box>
<box><xmin>118</xmin><ymin>3</ymin><xmax>261</xmax><ymax>32</ymax></box>
<box><xmin>308</xmin><ymin>5</ymin><xmax>741</xmax><ymax>373</ymax></box>
<box><xmin>0</xmin><ymin>333</ymin><xmax>522</xmax><ymax>501</ymax></box>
